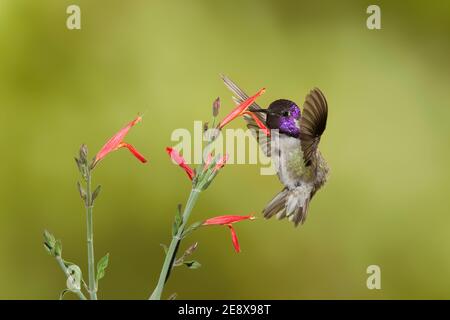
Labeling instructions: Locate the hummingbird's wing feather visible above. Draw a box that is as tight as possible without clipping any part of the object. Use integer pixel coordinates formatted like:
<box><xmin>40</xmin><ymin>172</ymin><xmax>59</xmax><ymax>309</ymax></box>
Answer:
<box><xmin>221</xmin><ymin>74</ymin><xmax>273</xmax><ymax>157</ymax></box>
<box><xmin>300</xmin><ymin>88</ymin><xmax>328</xmax><ymax>166</ymax></box>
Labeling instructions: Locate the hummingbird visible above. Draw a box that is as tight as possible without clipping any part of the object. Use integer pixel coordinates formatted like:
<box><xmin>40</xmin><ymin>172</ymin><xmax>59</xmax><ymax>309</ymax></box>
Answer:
<box><xmin>221</xmin><ymin>75</ymin><xmax>329</xmax><ymax>227</ymax></box>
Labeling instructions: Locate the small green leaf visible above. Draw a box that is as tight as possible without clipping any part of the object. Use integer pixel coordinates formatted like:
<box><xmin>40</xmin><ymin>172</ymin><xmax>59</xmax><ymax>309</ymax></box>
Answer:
<box><xmin>75</xmin><ymin>146</ymin><xmax>89</xmax><ymax>179</ymax></box>
<box><xmin>74</xmin><ymin>157</ymin><xmax>82</xmax><ymax>173</ymax></box>
<box><xmin>43</xmin><ymin>230</ymin><xmax>62</xmax><ymax>257</ymax></box>
<box><xmin>66</xmin><ymin>265</ymin><xmax>82</xmax><ymax>291</ymax></box>
<box><xmin>181</xmin><ymin>221</ymin><xmax>203</xmax><ymax>238</ymax></box>
<box><xmin>91</xmin><ymin>185</ymin><xmax>102</xmax><ymax>204</ymax></box>
<box><xmin>77</xmin><ymin>182</ymin><xmax>86</xmax><ymax>201</ymax></box>
<box><xmin>172</xmin><ymin>204</ymin><xmax>183</xmax><ymax>236</ymax></box>
<box><xmin>54</xmin><ymin>240</ymin><xmax>62</xmax><ymax>257</ymax></box>
<box><xmin>63</xmin><ymin>259</ymin><xmax>75</xmax><ymax>268</ymax></box>
<box><xmin>172</xmin><ymin>222</ymin><xmax>178</xmax><ymax>237</ymax></box>
<box><xmin>183</xmin><ymin>260</ymin><xmax>201</xmax><ymax>269</ymax></box>
<box><xmin>43</xmin><ymin>230</ymin><xmax>56</xmax><ymax>255</ymax></box>
<box><xmin>59</xmin><ymin>289</ymin><xmax>70</xmax><ymax>300</ymax></box>
<box><xmin>176</xmin><ymin>204</ymin><xmax>182</xmax><ymax>218</ymax></box>
<box><xmin>96</xmin><ymin>253</ymin><xmax>109</xmax><ymax>284</ymax></box>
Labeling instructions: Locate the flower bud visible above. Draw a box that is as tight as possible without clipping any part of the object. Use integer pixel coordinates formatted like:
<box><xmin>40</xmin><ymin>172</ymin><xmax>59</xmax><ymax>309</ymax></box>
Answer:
<box><xmin>79</xmin><ymin>144</ymin><xmax>88</xmax><ymax>165</ymax></box>
<box><xmin>212</xmin><ymin>97</ymin><xmax>220</xmax><ymax>117</ymax></box>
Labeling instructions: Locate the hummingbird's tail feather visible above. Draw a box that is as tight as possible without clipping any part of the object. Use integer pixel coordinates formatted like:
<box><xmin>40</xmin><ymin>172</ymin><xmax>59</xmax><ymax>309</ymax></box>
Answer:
<box><xmin>263</xmin><ymin>186</ymin><xmax>311</xmax><ymax>227</ymax></box>
<box><xmin>262</xmin><ymin>188</ymin><xmax>289</xmax><ymax>219</ymax></box>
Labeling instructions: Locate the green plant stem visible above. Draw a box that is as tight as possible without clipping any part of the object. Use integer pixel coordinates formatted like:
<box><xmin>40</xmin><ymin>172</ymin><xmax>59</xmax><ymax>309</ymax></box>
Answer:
<box><xmin>55</xmin><ymin>256</ymin><xmax>87</xmax><ymax>300</ymax></box>
<box><xmin>149</xmin><ymin>188</ymin><xmax>201</xmax><ymax>300</ymax></box>
<box><xmin>85</xmin><ymin>172</ymin><xmax>97</xmax><ymax>300</ymax></box>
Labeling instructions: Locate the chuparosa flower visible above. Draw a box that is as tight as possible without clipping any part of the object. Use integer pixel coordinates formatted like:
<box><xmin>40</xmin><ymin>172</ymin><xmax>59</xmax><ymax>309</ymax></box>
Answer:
<box><xmin>93</xmin><ymin>116</ymin><xmax>147</xmax><ymax>167</ymax></box>
<box><xmin>166</xmin><ymin>147</ymin><xmax>195</xmax><ymax>180</ymax></box>
<box><xmin>218</xmin><ymin>88</ymin><xmax>269</xmax><ymax>136</ymax></box>
<box><xmin>203</xmin><ymin>215</ymin><xmax>255</xmax><ymax>253</ymax></box>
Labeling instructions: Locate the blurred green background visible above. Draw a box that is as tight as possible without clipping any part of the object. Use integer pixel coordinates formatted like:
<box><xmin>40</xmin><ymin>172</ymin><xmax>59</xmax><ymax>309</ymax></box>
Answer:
<box><xmin>0</xmin><ymin>0</ymin><xmax>449</xmax><ymax>299</ymax></box>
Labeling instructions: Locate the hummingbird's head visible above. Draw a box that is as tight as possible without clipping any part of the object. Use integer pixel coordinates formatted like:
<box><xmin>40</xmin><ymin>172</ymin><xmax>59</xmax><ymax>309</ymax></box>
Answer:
<box><xmin>258</xmin><ymin>99</ymin><xmax>301</xmax><ymax>137</ymax></box>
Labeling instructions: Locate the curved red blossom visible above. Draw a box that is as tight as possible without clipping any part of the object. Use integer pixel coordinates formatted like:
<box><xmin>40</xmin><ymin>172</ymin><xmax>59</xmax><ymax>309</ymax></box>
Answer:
<box><xmin>218</xmin><ymin>88</ymin><xmax>268</xmax><ymax>135</ymax></box>
<box><xmin>203</xmin><ymin>214</ymin><xmax>255</xmax><ymax>253</ymax></box>
<box><xmin>227</xmin><ymin>225</ymin><xmax>240</xmax><ymax>253</ymax></box>
<box><xmin>118</xmin><ymin>143</ymin><xmax>147</xmax><ymax>163</ymax></box>
<box><xmin>244</xmin><ymin>111</ymin><xmax>270</xmax><ymax>136</ymax></box>
<box><xmin>93</xmin><ymin>116</ymin><xmax>147</xmax><ymax>167</ymax></box>
<box><xmin>166</xmin><ymin>147</ymin><xmax>195</xmax><ymax>180</ymax></box>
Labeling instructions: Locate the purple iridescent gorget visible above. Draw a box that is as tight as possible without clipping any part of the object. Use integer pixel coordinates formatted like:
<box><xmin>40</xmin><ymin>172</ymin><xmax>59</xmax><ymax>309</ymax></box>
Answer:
<box><xmin>279</xmin><ymin>103</ymin><xmax>301</xmax><ymax>137</ymax></box>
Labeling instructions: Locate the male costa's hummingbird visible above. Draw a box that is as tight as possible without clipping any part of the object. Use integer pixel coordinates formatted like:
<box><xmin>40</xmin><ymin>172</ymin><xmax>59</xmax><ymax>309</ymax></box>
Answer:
<box><xmin>221</xmin><ymin>75</ymin><xmax>329</xmax><ymax>227</ymax></box>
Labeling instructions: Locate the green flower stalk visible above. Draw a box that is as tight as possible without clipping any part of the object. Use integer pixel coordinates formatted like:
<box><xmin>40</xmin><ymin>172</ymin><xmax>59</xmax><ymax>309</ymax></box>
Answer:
<box><xmin>149</xmin><ymin>188</ymin><xmax>201</xmax><ymax>300</ymax></box>
<box><xmin>75</xmin><ymin>145</ymin><xmax>99</xmax><ymax>300</ymax></box>
<box><xmin>75</xmin><ymin>144</ymin><xmax>112</xmax><ymax>299</ymax></box>
<box><xmin>149</xmin><ymin>151</ymin><xmax>228</xmax><ymax>300</ymax></box>
<box><xmin>43</xmin><ymin>230</ymin><xmax>87</xmax><ymax>300</ymax></box>
<box><xmin>43</xmin><ymin>116</ymin><xmax>147</xmax><ymax>300</ymax></box>
<box><xmin>150</xmin><ymin>91</ymin><xmax>265</xmax><ymax>300</ymax></box>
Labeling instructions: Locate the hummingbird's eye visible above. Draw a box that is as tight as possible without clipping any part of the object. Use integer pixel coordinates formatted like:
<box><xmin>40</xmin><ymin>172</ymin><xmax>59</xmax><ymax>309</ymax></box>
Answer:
<box><xmin>282</xmin><ymin>111</ymin><xmax>289</xmax><ymax>117</ymax></box>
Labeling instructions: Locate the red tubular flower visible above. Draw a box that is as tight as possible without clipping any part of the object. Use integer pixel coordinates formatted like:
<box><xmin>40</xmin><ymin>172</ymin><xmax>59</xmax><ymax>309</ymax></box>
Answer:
<box><xmin>218</xmin><ymin>88</ymin><xmax>269</xmax><ymax>136</ymax></box>
<box><xmin>166</xmin><ymin>147</ymin><xmax>195</xmax><ymax>180</ymax></box>
<box><xmin>93</xmin><ymin>116</ymin><xmax>147</xmax><ymax>167</ymax></box>
<box><xmin>203</xmin><ymin>215</ymin><xmax>254</xmax><ymax>225</ymax></box>
<box><xmin>243</xmin><ymin>111</ymin><xmax>270</xmax><ymax>136</ymax></box>
<box><xmin>203</xmin><ymin>215</ymin><xmax>255</xmax><ymax>253</ymax></box>
<box><xmin>227</xmin><ymin>225</ymin><xmax>240</xmax><ymax>253</ymax></box>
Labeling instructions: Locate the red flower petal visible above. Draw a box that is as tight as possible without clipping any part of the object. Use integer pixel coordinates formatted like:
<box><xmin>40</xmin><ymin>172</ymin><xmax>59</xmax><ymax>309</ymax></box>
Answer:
<box><xmin>228</xmin><ymin>225</ymin><xmax>240</xmax><ymax>253</ymax></box>
<box><xmin>94</xmin><ymin>116</ymin><xmax>143</xmax><ymax>166</ymax></box>
<box><xmin>166</xmin><ymin>147</ymin><xmax>195</xmax><ymax>180</ymax></box>
<box><xmin>203</xmin><ymin>215</ymin><xmax>254</xmax><ymax>253</ymax></box>
<box><xmin>244</xmin><ymin>111</ymin><xmax>270</xmax><ymax>136</ymax></box>
<box><xmin>166</xmin><ymin>147</ymin><xmax>184</xmax><ymax>166</ymax></box>
<box><xmin>180</xmin><ymin>163</ymin><xmax>195</xmax><ymax>180</ymax></box>
<box><xmin>119</xmin><ymin>143</ymin><xmax>147</xmax><ymax>163</ymax></box>
<box><xmin>203</xmin><ymin>215</ymin><xmax>255</xmax><ymax>226</ymax></box>
<box><xmin>218</xmin><ymin>88</ymin><xmax>266</xmax><ymax>129</ymax></box>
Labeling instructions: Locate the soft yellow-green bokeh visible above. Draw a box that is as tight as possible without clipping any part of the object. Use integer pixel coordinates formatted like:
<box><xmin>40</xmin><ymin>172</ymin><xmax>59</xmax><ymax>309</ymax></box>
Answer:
<box><xmin>0</xmin><ymin>0</ymin><xmax>449</xmax><ymax>299</ymax></box>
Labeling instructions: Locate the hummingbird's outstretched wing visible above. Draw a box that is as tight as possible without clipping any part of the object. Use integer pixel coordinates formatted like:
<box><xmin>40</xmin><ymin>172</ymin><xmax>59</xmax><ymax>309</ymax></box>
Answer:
<box><xmin>300</xmin><ymin>88</ymin><xmax>328</xmax><ymax>166</ymax></box>
<box><xmin>220</xmin><ymin>74</ymin><xmax>263</xmax><ymax>112</ymax></box>
<box><xmin>221</xmin><ymin>74</ymin><xmax>273</xmax><ymax>157</ymax></box>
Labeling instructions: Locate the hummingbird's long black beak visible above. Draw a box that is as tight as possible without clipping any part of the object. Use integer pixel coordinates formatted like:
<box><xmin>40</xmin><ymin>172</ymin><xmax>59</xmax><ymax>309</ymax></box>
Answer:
<box><xmin>254</xmin><ymin>109</ymin><xmax>276</xmax><ymax>116</ymax></box>
<box><xmin>255</xmin><ymin>109</ymin><xmax>269</xmax><ymax>113</ymax></box>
